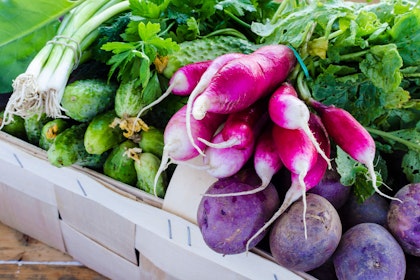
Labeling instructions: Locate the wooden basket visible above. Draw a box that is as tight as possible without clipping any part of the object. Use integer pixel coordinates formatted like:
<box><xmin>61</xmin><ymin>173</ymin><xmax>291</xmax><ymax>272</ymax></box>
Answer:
<box><xmin>0</xmin><ymin>131</ymin><xmax>313</xmax><ymax>280</ymax></box>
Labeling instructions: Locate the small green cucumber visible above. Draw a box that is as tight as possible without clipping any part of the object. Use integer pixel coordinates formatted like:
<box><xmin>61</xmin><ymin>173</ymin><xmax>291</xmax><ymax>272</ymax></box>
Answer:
<box><xmin>39</xmin><ymin>119</ymin><xmax>71</xmax><ymax>150</ymax></box>
<box><xmin>114</xmin><ymin>72</ymin><xmax>162</xmax><ymax>119</ymax></box>
<box><xmin>61</xmin><ymin>79</ymin><xmax>117</xmax><ymax>122</ymax></box>
<box><xmin>78</xmin><ymin>150</ymin><xmax>109</xmax><ymax>170</ymax></box>
<box><xmin>84</xmin><ymin>110</ymin><xmax>125</xmax><ymax>155</ymax></box>
<box><xmin>138</xmin><ymin>126</ymin><xmax>164</xmax><ymax>158</ymax></box>
<box><xmin>0</xmin><ymin>110</ymin><xmax>27</xmax><ymax>140</ymax></box>
<box><xmin>134</xmin><ymin>152</ymin><xmax>167</xmax><ymax>198</ymax></box>
<box><xmin>24</xmin><ymin>113</ymin><xmax>52</xmax><ymax>146</ymax></box>
<box><xmin>47</xmin><ymin>123</ymin><xmax>108</xmax><ymax>168</ymax></box>
<box><xmin>162</xmin><ymin>36</ymin><xmax>259</xmax><ymax>78</ymax></box>
<box><xmin>47</xmin><ymin>124</ymin><xmax>88</xmax><ymax>167</ymax></box>
<box><xmin>103</xmin><ymin>140</ymin><xmax>138</xmax><ymax>186</ymax></box>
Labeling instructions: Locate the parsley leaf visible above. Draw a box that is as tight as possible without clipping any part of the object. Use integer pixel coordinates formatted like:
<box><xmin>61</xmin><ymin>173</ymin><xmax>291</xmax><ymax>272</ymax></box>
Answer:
<box><xmin>101</xmin><ymin>21</ymin><xmax>179</xmax><ymax>87</ymax></box>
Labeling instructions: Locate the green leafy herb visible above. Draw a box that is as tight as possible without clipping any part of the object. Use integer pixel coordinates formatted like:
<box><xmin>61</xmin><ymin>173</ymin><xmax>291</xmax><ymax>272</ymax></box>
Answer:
<box><xmin>100</xmin><ymin>0</ymin><xmax>278</xmax><ymax>105</ymax></box>
<box><xmin>102</xmin><ymin>21</ymin><xmax>180</xmax><ymax>87</ymax></box>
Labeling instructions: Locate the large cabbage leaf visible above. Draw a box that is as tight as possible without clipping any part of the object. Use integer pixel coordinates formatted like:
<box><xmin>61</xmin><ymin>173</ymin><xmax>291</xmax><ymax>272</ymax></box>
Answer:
<box><xmin>0</xmin><ymin>0</ymin><xmax>84</xmax><ymax>94</ymax></box>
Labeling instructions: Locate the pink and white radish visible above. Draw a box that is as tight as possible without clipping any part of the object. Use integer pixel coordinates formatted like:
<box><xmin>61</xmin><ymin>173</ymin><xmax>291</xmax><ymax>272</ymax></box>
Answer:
<box><xmin>198</xmin><ymin>97</ymin><xmax>268</xmax><ymax>149</ymax></box>
<box><xmin>296</xmin><ymin>113</ymin><xmax>331</xmax><ymax>188</ymax></box>
<box><xmin>202</xmin><ymin>112</ymin><xmax>269</xmax><ymax>178</ymax></box>
<box><xmin>191</xmin><ymin>44</ymin><xmax>296</xmax><ymax>120</ymax></box>
<box><xmin>185</xmin><ymin>53</ymin><xmax>246</xmax><ymax>155</ymax></box>
<box><xmin>153</xmin><ymin>104</ymin><xmax>225</xmax><ymax>196</ymax></box>
<box><xmin>169</xmin><ymin>60</ymin><xmax>213</xmax><ymax>96</ymax></box>
<box><xmin>136</xmin><ymin>60</ymin><xmax>212</xmax><ymax>119</ymax></box>
<box><xmin>202</xmin><ymin>132</ymin><xmax>255</xmax><ymax>179</ymax></box>
<box><xmin>246</xmin><ymin>114</ymin><xmax>329</xmax><ymax>250</ymax></box>
<box><xmin>268</xmin><ymin>83</ymin><xmax>331</xmax><ymax>169</ymax></box>
<box><xmin>253</xmin><ymin>124</ymin><xmax>284</xmax><ymax>191</ymax></box>
<box><xmin>205</xmin><ymin>123</ymin><xmax>283</xmax><ymax>197</ymax></box>
<box><xmin>309</xmin><ymin>99</ymin><xmax>400</xmax><ymax>202</ymax></box>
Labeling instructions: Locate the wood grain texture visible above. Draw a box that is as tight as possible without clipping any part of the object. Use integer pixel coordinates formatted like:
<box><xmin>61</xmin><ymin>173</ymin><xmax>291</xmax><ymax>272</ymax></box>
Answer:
<box><xmin>0</xmin><ymin>222</ymin><xmax>108</xmax><ymax>280</ymax></box>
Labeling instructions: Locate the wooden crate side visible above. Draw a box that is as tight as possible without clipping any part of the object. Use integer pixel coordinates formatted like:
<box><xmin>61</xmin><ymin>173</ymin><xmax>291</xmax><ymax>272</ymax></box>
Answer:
<box><xmin>0</xmin><ymin>186</ymin><xmax>64</xmax><ymax>251</ymax></box>
<box><xmin>55</xmin><ymin>185</ymin><xmax>138</xmax><ymax>265</ymax></box>
<box><xmin>60</xmin><ymin>221</ymin><xmax>141</xmax><ymax>280</ymax></box>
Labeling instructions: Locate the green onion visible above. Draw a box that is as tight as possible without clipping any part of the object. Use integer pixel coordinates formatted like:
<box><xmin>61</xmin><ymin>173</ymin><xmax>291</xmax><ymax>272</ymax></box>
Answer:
<box><xmin>2</xmin><ymin>0</ymin><xmax>130</xmax><ymax>125</ymax></box>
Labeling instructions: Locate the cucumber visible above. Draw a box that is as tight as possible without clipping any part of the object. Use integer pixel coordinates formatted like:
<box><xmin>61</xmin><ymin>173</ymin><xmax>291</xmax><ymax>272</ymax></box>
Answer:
<box><xmin>24</xmin><ymin>113</ymin><xmax>53</xmax><ymax>146</ymax></box>
<box><xmin>114</xmin><ymin>72</ymin><xmax>162</xmax><ymax>119</ymax></box>
<box><xmin>138</xmin><ymin>126</ymin><xmax>164</xmax><ymax>158</ymax></box>
<box><xmin>0</xmin><ymin>111</ymin><xmax>27</xmax><ymax>140</ymax></box>
<box><xmin>134</xmin><ymin>152</ymin><xmax>167</xmax><ymax>198</ymax></box>
<box><xmin>103</xmin><ymin>140</ymin><xmax>138</xmax><ymax>186</ymax></box>
<box><xmin>39</xmin><ymin>119</ymin><xmax>71</xmax><ymax>150</ymax></box>
<box><xmin>162</xmin><ymin>36</ymin><xmax>259</xmax><ymax>78</ymax></box>
<box><xmin>47</xmin><ymin>123</ymin><xmax>107</xmax><ymax>168</ymax></box>
<box><xmin>84</xmin><ymin>110</ymin><xmax>125</xmax><ymax>155</ymax></box>
<box><xmin>61</xmin><ymin>79</ymin><xmax>117</xmax><ymax>122</ymax></box>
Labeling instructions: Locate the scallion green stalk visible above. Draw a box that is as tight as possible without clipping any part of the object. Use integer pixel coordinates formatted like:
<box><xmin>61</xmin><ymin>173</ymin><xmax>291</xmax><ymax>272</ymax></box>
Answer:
<box><xmin>2</xmin><ymin>0</ymin><xmax>130</xmax><ymax>126</ymax></box>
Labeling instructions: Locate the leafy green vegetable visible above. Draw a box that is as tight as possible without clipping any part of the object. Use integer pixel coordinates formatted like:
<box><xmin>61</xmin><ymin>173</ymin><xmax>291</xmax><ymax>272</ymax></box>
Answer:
<box><xmin>402</xmin><ymin>150</ymin><xmax>420</xmax><ymax>183</ymax></box>
<box><xmin>0</xmin><ymin>0</ymin><xmax>84</xmax><ymax>93</ymax></box>
<box><xmin>255</xmin><ymin>0</ymin><xmax>420</xmax><ymax>201</ymax></box>
<box><xmin>102</xmin><ymin>21</ymin><xmax>180</xmax><ymax>87</ymax></box>
<box><xmin>335</xmin><ymin>147</ymin><xmax>386</xmax><ymax>203</ymax></box>
<box><xmin>100</xmin><ymin>0</ymin><xmax>278</xmax><ymax>88</ymax></box>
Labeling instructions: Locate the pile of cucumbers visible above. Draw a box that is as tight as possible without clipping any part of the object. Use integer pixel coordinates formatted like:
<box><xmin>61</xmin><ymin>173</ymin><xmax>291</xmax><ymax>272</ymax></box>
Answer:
<box><xmin>1</xmin><ymin>78</ymin><xmax>169</xmax><ymax>198</ymax></box>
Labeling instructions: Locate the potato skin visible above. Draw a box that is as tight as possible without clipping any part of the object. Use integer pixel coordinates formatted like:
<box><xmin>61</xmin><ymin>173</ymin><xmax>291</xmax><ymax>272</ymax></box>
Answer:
<box><xmin>333</xmin><ymin>223</ymin><xmax>406</xmax><ymax>280</ymax></box>
<box><xmin>269</xmin><ymin>193</ymin><xmax>342</xmax><ymax>272</ymax></box>
<box><xmin>308</xmin><ymin>168</ymin><xmax>351</xmax><ymax>209</ymax></box>
<box><xmin>197</xmin><ymin>173</ymin><xmax>280</xmax><ymax>255</ymax></box>
<box><xmin>387</xmin><ymin>183</ymin><xmax>420</xmax><ymax>257</ymax></box>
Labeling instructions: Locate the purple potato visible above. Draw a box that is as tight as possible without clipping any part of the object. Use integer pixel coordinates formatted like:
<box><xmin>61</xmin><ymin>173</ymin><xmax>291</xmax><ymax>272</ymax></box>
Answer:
<box><xmin>269</xmin><ymin>193</ymin><xmax>342</xmax><ymax>272</ymax></box>
<box><xmin>339</xmin><ymin>192</ymin><xmax>389</xmax><ymax>231</ymax></box>
<box><xmin>308</xmin><ymin>168</ymin><xmax>351</xmax><ymax>209</ymax></box>
<box><xmin>333</xmin><ymin>223</ymin><xmax>406</xmax><ymax>280</ymax></box>
<box><xmin>197</xmin><ymin>173</ymin><xmax>280</xmax><ymax>254</ymax></box>
<box><xmin>387</xmin><ymin>183</ymin><xmax>420</xmax><ymax>257</ymax></box>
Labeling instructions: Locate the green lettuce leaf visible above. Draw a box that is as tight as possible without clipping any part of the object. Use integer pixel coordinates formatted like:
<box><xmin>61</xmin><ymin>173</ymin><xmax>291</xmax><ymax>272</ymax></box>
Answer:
<box><xmin>0</xmin><ymin>0</ymin><xmax>84</xmax><ymax>93</ymax></box>
<box><xmin>335</xmin><ymin>146</ymin><xmax>386</xmax><ymax>203</ymax></box>
<box><xmin>402</xmin><ymin>150</ymin><xmax>420</xmax><ymax>183</ymax></box>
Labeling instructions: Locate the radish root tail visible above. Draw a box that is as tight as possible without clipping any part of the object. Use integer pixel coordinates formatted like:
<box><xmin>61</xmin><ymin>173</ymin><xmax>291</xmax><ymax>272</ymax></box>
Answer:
<box><xmin>197</xmin><ymin>137</ymin><xmax>239</xmax><ymax>149</ymax></box>
<box><xmin>153</xmin><ymin>149</ymin><xmax>170</xmax><ymax>197</ymax></box>
<box><xmin>302</xmin><ymin>124</ymin><xmax>331</xmax><ymax>170</ymax></box>
<box><xmin>203</xmin><ymin>182</ymin><xmax>269</xmax><ymax>198</ymax></box>
<box><xmin>298</xmin><ymin>171</ymin><xmax>308</xmax><ymax>240</ymax></box>
<box><xmin>367</xmin><ymin>164</ymin><xmax>402</xmax><ymax>202</ymax></box>
<box><xmin>131</xmin><ymin>83</ymin><xmax>175</xmax><ymax>132</ymax></box>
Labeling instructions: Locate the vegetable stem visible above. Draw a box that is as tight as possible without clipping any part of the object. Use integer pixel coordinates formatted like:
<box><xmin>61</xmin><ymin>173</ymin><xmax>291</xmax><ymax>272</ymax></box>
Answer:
<box><xmin>296</xmin><ymin>71</ymin><xmax>313</xmax><ymax>102</ymax></box>
<box><xmin>333</xmin><ymin>49</ymin><xmax>369</xmax><ymax>62</ymax></box>
<box><xmin>224</xmin><ymin>10</ymin><xmax>251</xmax><ymax>29</ymax></box>
<box><xmin>2</xmin><ymin>0</ymin><xmax>130</xmax><ymax>126</ymax></box>
<box><xmin>270</xmin><ymin>0</ymin><xmax>293</xmax><ymax>24</ymax></box>
<box><xmin>202</xmin><ymin>28</ymin><xmax>248</xmax><ymax>40</ymax></box>
<box><xmin>366</xmin><ymin>127</ymin><xmax>420</xmax><ymax>152</ymax></box>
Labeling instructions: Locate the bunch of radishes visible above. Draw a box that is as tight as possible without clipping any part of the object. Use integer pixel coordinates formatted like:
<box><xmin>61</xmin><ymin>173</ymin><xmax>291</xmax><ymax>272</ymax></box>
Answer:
<box><xmin>153</xmin><ymin>44</ymin><xmax>399</xmax><ymax>254</ymax></box>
